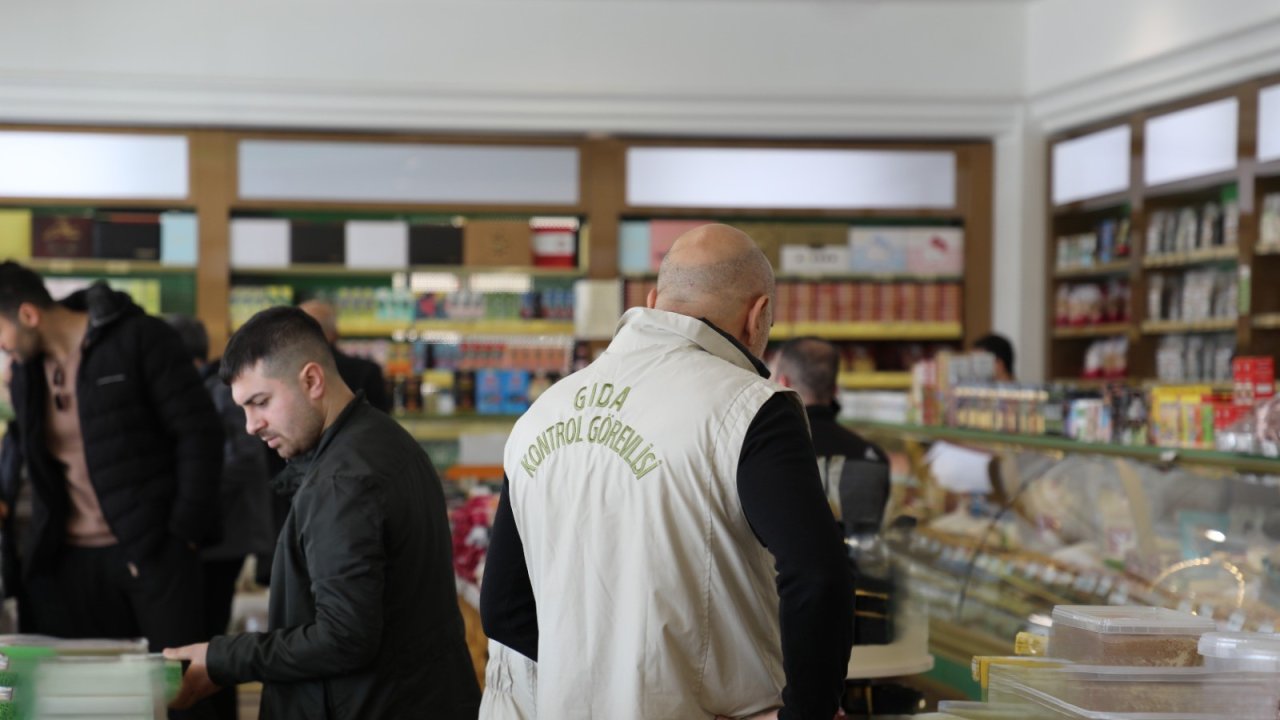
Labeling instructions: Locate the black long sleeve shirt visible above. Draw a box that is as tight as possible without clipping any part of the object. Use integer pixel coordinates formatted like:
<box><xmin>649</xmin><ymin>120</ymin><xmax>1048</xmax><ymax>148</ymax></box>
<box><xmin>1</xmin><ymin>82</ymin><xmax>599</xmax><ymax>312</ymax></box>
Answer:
<box><xmin>481</xmin><ymin>393</ymin><xmax>853</xmax><ymax>720</ymax></box>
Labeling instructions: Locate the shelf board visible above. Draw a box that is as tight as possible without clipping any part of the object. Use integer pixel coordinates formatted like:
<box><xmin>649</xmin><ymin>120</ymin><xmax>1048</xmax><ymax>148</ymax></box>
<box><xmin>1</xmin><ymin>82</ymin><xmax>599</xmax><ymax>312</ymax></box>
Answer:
<box><xmin>1052</xmin><ymin>323</ymin><xmax>1131</xmax><ymax>339</ymax></box>
<box><xmin>770</xmin><ymin>322</ymin><xmax>962</xmax><ymax>341</ymax></box>
<box><xmin>846</xmin><ymin>420</ymin><xmax>1280</xmax><ymax>475</ymax></box>
<box><xmin>24</xmin><ymin>258</ymin><xmax>195</xmax><ymax>275</ymax></box>
<box><xmin>837</xmin><ymin>372</ymin><xmax>913</xmax><ymax>390</ymax></box>
<box><xmin>1255</xmin><ymin>244</ymin><xmax>1280</xmax><ymax>257</ymax></box>
<box><xmin>335</xmin><ymin>319</ymin><xmax>576</xmax><ymax>337</ymax></box>
<box><xmin>1254</xmin><ymin>158</ymin><xmax>1280</xmax><ymax>179</ymax></box>
<box><xmin>0</xmin><ymin>198</ymin><xmax>195</xmax><ymax>210</ymax></box>
<box><xmin>1050</xmin><ymin>377</ymin><xmax>1130</xmax><ymax>389</ymax></box>
<box><xmin>394</xmin><ymin>414</ymin><xmax>521</xmax><ymax>442</ymax></box>
<box><xmin>1142</xmin><ymin>170</ymin><xmax>1239</xmax><ymax>200</ymax></box>
<box><xmin>1051</xmin><ymin>191</ymin><xmax>1130</xmax><ymax>216</ymax></box>
<box><xmin>621</xmin><ymin>206</ymin><xmax>963</xmax><ymax>220</ymax></box>
<box><xmin>1254</xmin><ymin>313</ymin><xmax>1280</xmax><ymax>330</ymax></box>
<box><xmin>1052</xmin><ymin>261</ymin><xmax>1132</xmax><ymax>279</ymax></box>
<box><xmin>624</xmin><ymin>272</ymin><xmax>962</xmax><ymax>283</ymax></box>
<box><xmin>230</xmin><ymin>199</ymin><xmax>585</xmax><ymax>215</ymax></box>
<box><xmin>232</xmin><ymin>264</ymin><xmax>585</xmax><ymax>278</ymax></box>
<box><xmin>1140</xmin><ymin>318</ymin><xmax>1238</xmax><ymax>334</ymax></box>
<box><xmin>1142</xmin><ymin>247</ymin><xmax>1238</xmax><ymax>268</ymax></box>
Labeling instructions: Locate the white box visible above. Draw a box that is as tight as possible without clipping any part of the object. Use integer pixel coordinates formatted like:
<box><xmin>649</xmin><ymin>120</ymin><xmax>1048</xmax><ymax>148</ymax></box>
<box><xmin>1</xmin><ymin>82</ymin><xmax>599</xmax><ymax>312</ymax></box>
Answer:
<box><xmin>345</xmin><ymin>220</ymin><xmax>409</xmax><ymax>268</ymax></box>
<box><xmin>230</xmin><ymin>218</ymin><xmax>289</xmax><ymax>269</ymax></box>
<box><xmin>780</xmin><ymin>244</ymin><xmax>851</xmax><ymax>275</ymax></box>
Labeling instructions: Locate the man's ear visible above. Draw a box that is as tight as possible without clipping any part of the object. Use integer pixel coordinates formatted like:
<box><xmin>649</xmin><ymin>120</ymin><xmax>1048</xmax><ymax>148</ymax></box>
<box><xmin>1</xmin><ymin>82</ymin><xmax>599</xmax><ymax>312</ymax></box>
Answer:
<box><xmin>299</xmin><ymin>362</ymin><xmax>326</xmax><ymax>400</ymax></box>
<box><xmin>744</xmin><ymin>294</ymin><xmax>771</xmax><ymax>353</ymax></box>
<box><xmin>774</xmin><ymin>371</ymin><xmax>793</xmax><ymax>389</ymax></box>
<box><xmin>645</xmin><ymin>287</ymin><xmax>658</xmax><ymax>309</ymax></box>
<box><xmin>16</xmin><ymin>302</ymin><xmax>41</xmax><ymax>329</ymax></box>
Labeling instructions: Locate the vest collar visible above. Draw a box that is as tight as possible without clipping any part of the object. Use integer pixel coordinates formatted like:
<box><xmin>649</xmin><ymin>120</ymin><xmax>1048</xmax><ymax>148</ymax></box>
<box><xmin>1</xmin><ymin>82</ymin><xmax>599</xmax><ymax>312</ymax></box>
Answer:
<box><xmin>611</xmin><ymin>308</ymin><xmax>770</xmax><ymax>379</ymax></box>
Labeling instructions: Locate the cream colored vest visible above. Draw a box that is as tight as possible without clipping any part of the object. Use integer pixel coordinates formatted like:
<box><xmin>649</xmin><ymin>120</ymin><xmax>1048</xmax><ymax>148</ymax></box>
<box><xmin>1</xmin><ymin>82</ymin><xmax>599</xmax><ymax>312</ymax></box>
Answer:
<box><xmin>503</xmin><ymin>308</ymin><xmax>801</xmax><ymax>719</ymax></box>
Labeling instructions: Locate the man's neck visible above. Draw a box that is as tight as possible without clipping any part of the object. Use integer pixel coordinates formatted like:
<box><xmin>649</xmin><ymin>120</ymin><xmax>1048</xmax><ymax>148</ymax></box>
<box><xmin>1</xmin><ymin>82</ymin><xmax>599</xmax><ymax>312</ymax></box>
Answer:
<box><xmin>320</xmin><ymin>387</ymin><xmax>358</xmax><ymax>433</ymax></box>
<box><xmin>40</xmin><ymin>307</ymin><xmax>89</xmax><ymax>362</ymax></box>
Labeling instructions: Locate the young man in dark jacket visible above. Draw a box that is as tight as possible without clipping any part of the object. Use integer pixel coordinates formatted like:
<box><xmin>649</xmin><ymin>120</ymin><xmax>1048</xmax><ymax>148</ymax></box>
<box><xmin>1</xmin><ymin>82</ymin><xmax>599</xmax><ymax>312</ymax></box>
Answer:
<box><xmin>165</xmin><ymin>306</ymin><xmax>480</xmax><ymax>720</ymax></box>
<box><xmin>0</xmin><ymin>262</ymin><xmax>223</xmax><ymax>717</ymax></box>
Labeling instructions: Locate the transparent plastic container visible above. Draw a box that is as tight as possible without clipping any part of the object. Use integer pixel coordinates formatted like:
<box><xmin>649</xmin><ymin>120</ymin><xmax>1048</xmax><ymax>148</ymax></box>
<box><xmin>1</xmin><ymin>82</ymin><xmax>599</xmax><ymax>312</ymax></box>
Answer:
<box><xmin>1049</xmin><ymin>606</ymin><xmax>1215</xmax><ymax>666</ymax></box>
<box><xmin>988</xmin><ymin>664</ymin><xmax>1280</xmax><ymax>717</ymax></box>
<box><xmin>1197</xmin><ymin>631</ymin><xmax>1280</xmax><ymax>672</ymax></box>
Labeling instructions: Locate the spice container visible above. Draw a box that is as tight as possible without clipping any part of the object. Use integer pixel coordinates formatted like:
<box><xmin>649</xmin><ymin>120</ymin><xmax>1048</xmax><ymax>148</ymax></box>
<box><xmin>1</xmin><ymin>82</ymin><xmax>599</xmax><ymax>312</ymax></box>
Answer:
<box><xmin>1049</xmin><ymin>606</ymin><xmax>1215</xmax><ymax>666</ymax></box>
<box><xmin>1198</xmin><ymin>632</ymin><xmax>1280</xmax><ymax>672</ymax></box>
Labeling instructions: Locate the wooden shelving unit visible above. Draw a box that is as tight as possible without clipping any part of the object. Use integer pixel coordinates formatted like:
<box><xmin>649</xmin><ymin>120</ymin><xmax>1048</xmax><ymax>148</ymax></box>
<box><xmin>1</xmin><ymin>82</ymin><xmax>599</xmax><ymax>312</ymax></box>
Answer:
<box><xmin>837</xmin><ymin>372</ymin><xmax>913</xmax><ymax>390</ymax></box>
<box><xmin>1045</xmin><ymin>71</ymin><xmax>1280</xmax><ymax>383</ymax></box>
<box><xmin>1052</xmin><ymin>323</ymin><xmax>1131</xmax><ymax>339</ymax></box>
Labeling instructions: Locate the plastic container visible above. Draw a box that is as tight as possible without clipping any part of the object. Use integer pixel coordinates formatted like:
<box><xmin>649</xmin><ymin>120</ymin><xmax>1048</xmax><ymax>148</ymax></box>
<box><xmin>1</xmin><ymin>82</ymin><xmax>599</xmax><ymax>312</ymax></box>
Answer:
<box><xmin>1049</xmin><ymin>606</ymin><xmax>1215</xmax><ymax>666</ymax></box>
<box><xmin>1198</xmin><ymin>631</ymin><xmax>1280</xmax><ymax>672</ymax></box>
<box><xmin>988</xmin><ymin>664</ymin><xmax>1280</xmax><ymax>717</ymax></box>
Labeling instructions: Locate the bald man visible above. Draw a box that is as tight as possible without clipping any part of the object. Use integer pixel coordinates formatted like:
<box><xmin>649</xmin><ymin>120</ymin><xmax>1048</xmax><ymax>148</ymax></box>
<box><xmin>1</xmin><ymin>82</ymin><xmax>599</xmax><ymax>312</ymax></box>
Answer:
<box><xmin>481</xmin><ymin>225</ymin><xmax>853</xmax><ymax>719</ymax></box>
<box><xmin>298</xmin><ymin>300</ymin><xmax>392</xmax><ymax>413</ymax></box>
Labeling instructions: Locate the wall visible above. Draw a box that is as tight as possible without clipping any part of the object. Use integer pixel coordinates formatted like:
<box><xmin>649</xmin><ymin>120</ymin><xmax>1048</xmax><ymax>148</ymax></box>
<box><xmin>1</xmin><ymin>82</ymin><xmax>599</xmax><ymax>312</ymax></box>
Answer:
<box><xmin>0</xmin><ymin>0</ymin><xmax>1025</xmax><ymax>136</ymax></box>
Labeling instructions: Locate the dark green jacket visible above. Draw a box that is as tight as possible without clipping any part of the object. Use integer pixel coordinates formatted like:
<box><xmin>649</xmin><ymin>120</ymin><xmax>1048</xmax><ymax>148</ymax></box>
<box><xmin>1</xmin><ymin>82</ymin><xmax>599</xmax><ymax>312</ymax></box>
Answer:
<box><xmin>207</xmin><ymin>396</ymin><xmax>479</xmax><ymax>719</ymax></box>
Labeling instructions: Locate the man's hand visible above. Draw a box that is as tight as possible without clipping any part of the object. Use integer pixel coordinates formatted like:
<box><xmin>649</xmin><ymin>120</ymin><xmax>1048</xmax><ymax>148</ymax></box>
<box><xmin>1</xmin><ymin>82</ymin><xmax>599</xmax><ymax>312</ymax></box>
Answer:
<box><xmin>714</xmin><ymin>711</ymin><xmax>778</xmax><ymax>720</ymax></box>
<box><xmin>163</xmin><ymin>642</ymin><xmax>220</xmax><ymax>710</ymax></box>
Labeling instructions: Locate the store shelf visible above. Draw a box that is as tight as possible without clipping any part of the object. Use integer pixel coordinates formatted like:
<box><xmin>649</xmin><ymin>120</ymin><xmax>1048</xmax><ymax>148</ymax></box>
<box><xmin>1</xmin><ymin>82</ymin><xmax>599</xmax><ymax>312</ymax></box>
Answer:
<box><xmin>623</xmin><ymin>272</ymin><xmax>963</xmax><ymax>283</ymax></box>
<box><xmin>395</xmin><ymin>414</ymin><xmax>521</xmax><ymax>442</ymax></box>
<box><xmin>232</xmin><ymin>264</ymin><xmax>584</xmax><ymax>278</ymax></box>
<box><xmin>1051</xmin><ymin>191</ymin><xmax>1130</xmax><ymax>216</ymax></box>
<box><xmin>1142</xmin><ymin>169</ymin><xmax>1239</xmax><ymax>200</ymax></box>
<box><xmin>1257</xmin><ymin>244</ymin><xmax>1280</xmax><ymax>257</ymax></box>
<box><xmin>1254</xmin><ymin>313</ymin><xmax>1280</xmax><ymax>330</ymax></box>
<box><xmin>846</xmin><ymin>420</ymin><xmax>1280</xmax><ymax>475</ymax></box>
<box><xmin>837</xmin><ymin>372</ymin><xmax>913</xmax><ymax>390</ymax></box>
<box><xmin>25</xmin><ymin>258</ymin><xmax>195</xmax><ymax>275</ymax></box>
<box><xmin>1141</xmin><ymin>246</ymin><xmax>1238</xmax><ymax>268</ymax></box>
<box><xmin>1257</xmin><ymin>158</ymin><xmax>1280</xmax><ymax>179</ymax></box>
<box><xmin>1140</xmin><ymin>317</ymin><xmax>1237</xmax><ymax>334</ymax></box>
<box><xmin>1052</xmin><ymin>261</ymin><xmax>1131</xmax><ymax>279</ymax></box>
<box><xmin>336</xmin><ymin>319</ymin><xmax>576</xmax><ymax>337</ymax></box>
<box><xmin>770</xmin><ymin>322</ymin><xmax>963</xmax><ymax>341</ymax></box>
<box><xmin>621</xmin><ymin>206</ymin><xmax>963</xmax><ymax>220</ymax></box>
<box><xmin>1052</xmin><ymin>323</ymin><xmax>1131</xmax><ymax>339</ymax></box>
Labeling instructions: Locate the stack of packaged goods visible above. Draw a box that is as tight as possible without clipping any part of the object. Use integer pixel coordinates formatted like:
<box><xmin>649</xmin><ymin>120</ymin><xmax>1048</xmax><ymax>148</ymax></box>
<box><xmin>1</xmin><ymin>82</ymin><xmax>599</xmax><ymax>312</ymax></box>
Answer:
<box><xmin>1055</xmin><ymin>217</ymin><xmax>1132</xmax><ymax>270</ymax></box>
<box><xmin>0</xmin><ymin>636</ymin><xmax>180</xmax><ymax>720</ymax></box>
<box><xmin>933</xmin><ymin>606</ymin><xmax>1280</xmax><ymax>719</ymax></box>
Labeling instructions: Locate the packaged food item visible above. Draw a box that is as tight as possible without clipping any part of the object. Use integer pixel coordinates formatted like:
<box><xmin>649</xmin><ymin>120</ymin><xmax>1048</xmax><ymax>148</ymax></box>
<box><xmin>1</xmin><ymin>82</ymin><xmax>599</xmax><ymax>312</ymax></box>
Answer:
<box><xmin>1048</xmin><ymin>606</ymin><xmax>1214</xmax><ymax>666</ymax></box>
<box><xmin>1198</xmin><ymin>632</ymin><xmax>1280</xmax><ymax>672</ymax></box>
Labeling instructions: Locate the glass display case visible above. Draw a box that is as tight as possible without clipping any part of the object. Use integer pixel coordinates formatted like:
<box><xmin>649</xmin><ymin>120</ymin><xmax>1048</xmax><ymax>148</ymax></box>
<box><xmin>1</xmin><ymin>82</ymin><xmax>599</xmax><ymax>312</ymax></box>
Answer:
<box><xmin>853</xmin><ymin>421</ymin><xmax>1280</xmax><ymax>695</ymax></box>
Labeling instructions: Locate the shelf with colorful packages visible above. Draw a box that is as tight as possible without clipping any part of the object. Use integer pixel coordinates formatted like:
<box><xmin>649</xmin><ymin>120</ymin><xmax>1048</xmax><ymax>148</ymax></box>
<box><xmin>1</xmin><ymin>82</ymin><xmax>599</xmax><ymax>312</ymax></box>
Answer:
<box><xmin>840</xmin><ymin>344</ymin><xmax>1280</xmax><ymax>697</ymax></box>
<box><xmin>0</xmin><ymin>207</ymin><xmax>200</xmax><ymax>316</ymax></box>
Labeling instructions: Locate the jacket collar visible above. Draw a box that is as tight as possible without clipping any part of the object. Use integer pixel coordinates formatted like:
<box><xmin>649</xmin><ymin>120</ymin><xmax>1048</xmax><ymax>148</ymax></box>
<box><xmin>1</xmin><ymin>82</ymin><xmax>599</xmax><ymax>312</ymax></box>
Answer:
<box><xmin>271</xmin><ymin>392</ymin><xmax>366</xmax><ymax>495</ymax></box>
<box><xmin>610</xmin><ymin>307</ymin><xmax>770</xmax><ymax>379</ymax></box>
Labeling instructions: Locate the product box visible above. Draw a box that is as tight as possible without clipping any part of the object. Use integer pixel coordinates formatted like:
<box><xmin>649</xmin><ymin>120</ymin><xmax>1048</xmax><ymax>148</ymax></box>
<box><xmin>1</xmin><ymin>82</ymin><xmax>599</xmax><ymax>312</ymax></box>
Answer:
<box><xmin>1233</xmin><ymin>356</ymin><xmax>1276</xmax><ymax>406</ymax></box>
<box><xmin>346</xmin><ymin>220</ymin><xmax>408</xmax><ymax>269</ymax></box>
<box><xmin>735</xmin><ymin>222</ymin><xmax>789</xmax><ymax>268</ymax></box>
<box><xmin>849</xmin><ymin>227</ymin><xmax>910</xmax><ymax>274</ymax></box>
<box><xmin>230</xmin><ymin>218</ymin><xmax>290</xmax><ymax>269</ymax></box>
<box><xmin>648</xmin><ymin>220</ymin><xmax>712</xmax><ymax>271</ymax></box>
<box><xmin>474</xmin><ymin>370</ymin><xmax>505</xmax><ymax>415</ymax></box>
<box><xmin>1049</xmin><ymin>605</ymin><xmax>1214</xmax><ymax>667</ymax></box>
<box><xmin>0</xmin><ymin>208</ymin><xmax>32</xmax><ymax>259</ymax></box>
<box><xmin>876</xmin><ymin>283</ymin><xmax>898</xmax><ymax>322</ymax></box>
<box><xmin>409</xmin><ymin>224</ymin><xmax>464</xmax><ymax>266</ymax></box>
<box><xmin>780</xmin><ymin>244</ymin><xmax>851</xmax><ymax>276</ymax></box>
<box><xmin>898</xmin><ymin>283</ymin><xmax>922</xmax><ymax>322</ymax></box>
<box><xmin>159</xmin><ymin>212</ymin><xmax>198</xmax><ymax>266</ymax></box>
<box><xmin>856</xmin><ymin>282</ymin><xmax>878</xmax><ymax>322</ymax></box>
<box><xmin>531</xmin><ymin>223</ymin><xmax>577</xmax><ymax>268</ymax></box>
<box><xmin>834</xmin><ymin>283</ymin><xmax>855</xmax><ymax>323</ymax></box>
<box><xmin>290</xmin><ymin>221</ymin><xmax>345</xmax><ymax>264</ymax></box>
<box><xmin>32</xmin><ymin>216</ymin><xmax>94</xmax><ymax>258</ymax></box>
<box><xmin>940</xmin><ymin>284</ymin><xmax>962</xmax><ymax>323</ymax></box>
<box><xmin>618</xmin><ymin>221</ymin><xmax>652</xmax><ymax>274</ymax></box>
<box><xmin>907</xmin><ymin>228</ymin><xmax>965</xmax><ymax>275</ymax></box>
<box><xmin>464</xmin><ymin>220</ymin><xmax>533</xmax><ymax>267</ymax></box>
<box><xmin>792</xmin><ymin>282</ymin><xmax>816</xmax><ymax>323</ymax></box>
<box><xmin>502</xmin><ymin>370</ymin><xmax>532</xmax><ymax>414</ymax></box>
<box><xmin>94</xmin><ymin>213</ymin><xmax>161</xmax><ymax>260</ymax></box>
<box><xmin>814</xmin><ymin>283</ymin><xmax>837</xmax><ymax>322</ymax></box>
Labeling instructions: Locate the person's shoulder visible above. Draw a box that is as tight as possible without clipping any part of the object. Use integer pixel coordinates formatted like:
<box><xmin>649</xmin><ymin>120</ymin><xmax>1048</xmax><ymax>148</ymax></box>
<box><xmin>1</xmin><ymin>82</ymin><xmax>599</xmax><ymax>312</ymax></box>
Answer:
<box><xmin>826</xmin><ymin>424</ymin><xmax>888</xmax><ymax>464</ymax></box>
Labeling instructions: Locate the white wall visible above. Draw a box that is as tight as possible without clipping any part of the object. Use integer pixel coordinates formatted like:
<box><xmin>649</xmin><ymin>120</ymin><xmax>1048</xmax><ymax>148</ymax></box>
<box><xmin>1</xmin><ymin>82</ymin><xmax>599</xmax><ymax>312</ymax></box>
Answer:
<box><xmin>0</xmin><ymin>0</ymin><xmax>1025</xmax><ymax>136</ymax></box>
<box><xmin>1027</xmin><ymin>0</ymin><xmax>1280</xmax><ymax>131</ymax></box>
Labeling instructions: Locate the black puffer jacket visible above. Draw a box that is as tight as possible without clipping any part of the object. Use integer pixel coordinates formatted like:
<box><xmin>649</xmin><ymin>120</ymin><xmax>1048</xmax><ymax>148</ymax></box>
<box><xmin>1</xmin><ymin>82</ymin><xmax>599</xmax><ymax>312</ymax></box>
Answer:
<box><xmin>207</xmin><ymin>396</ymin><xmax>480</xmax><ymax>720</ymax></box>
<box><xmin>10</xmin><ymin>283</ymin><xmax>223</xmax><ymax>575</ymax></box>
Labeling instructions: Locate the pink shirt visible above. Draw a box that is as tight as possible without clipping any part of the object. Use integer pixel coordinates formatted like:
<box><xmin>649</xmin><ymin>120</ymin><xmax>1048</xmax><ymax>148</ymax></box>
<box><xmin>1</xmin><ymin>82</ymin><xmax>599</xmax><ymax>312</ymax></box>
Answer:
<box><xmin>43</xmin><ymin>348</ymin><xmax>117</xmax><ymax>548</ymax></box>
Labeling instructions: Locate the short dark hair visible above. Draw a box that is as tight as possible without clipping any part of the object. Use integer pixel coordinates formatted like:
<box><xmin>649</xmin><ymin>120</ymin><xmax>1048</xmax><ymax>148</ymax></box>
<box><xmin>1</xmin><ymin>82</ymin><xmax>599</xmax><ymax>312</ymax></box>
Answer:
<box><xmin>219</xmin><ymin>306</ymin><xmax>336</xmax><ymax>385</ymax></box>
<box><xmin>0</xmin><ymin>261</ymin><xmax>54</xmax><ymax>318</ymax></box>
<box><xmin>973</xmin><ymin>333</ymin><xmax>1015</xmax><ymax>378</ymax></box>
<box><xmin>776</xmin><ymin>336</ymin><xmax>839</xmax><ymax>405</ymax></box>
<box><xmin>165</xmin><ymin>314</ymin><xmax>209</xmax><ymax>363</ymax></box>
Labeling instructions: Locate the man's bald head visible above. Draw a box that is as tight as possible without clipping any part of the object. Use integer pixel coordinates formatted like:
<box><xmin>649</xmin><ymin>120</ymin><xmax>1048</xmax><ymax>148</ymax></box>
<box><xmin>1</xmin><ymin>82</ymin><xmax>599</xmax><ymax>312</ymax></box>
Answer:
<box><xmin>298</xmin><ymin>299</ymin><xmax>339</xmax><ymax>345</ymax></box>
<box><xmin>652</xmin><ymin>225</ymin><xmax>776</xmax><ymax>350</ymax></box>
